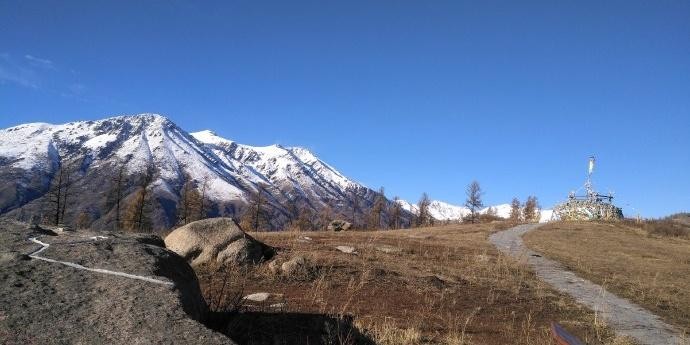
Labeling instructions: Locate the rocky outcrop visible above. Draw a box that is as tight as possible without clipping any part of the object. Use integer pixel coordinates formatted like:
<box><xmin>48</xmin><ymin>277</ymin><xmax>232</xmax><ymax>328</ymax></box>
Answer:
<box><xmin>165</xmin><ymin>218</ymin><xmax>273</xmax><ymax>266</ymax></box>
<box><xmin>327</xmin><ymin>220</ymin><xmax>352</xmax><ymax>232</ymax></box>
<box><xmin>0</xmin><ymin>219</ymin><xmax>235</xmax><ymax>344</ymax></box>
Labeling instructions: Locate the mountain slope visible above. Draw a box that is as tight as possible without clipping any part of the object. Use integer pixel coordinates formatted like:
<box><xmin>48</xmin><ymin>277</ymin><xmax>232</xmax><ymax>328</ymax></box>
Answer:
<box><xmin>0</xmin><ymin>114</ymin><xmax>402</xmax><ymax>230</ymax></box>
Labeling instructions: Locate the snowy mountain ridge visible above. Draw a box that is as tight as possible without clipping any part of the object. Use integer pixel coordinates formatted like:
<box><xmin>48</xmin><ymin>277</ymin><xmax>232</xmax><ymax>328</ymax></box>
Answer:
<box><xmin>396</xmin><ymin>199</ymin><xmax>553</xmax><ymax>223</ymax></box>
<box><xmin>0</xmin><ymin>113</ymin><xmax>388</xmax><ymax>230</ymax></box>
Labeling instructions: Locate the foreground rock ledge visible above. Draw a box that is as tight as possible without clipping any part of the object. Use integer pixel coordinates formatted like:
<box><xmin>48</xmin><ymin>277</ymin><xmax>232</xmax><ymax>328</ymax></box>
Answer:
<box><xmin>0</xmin><ymin>219</ymin><xmax>235</xmax><ymax>344</ymax></box>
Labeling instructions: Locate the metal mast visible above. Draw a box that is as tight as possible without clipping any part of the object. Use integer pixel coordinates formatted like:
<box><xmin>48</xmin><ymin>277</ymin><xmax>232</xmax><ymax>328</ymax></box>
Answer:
<box><xmin>585</xmin><ymin>156</ymin><xmax>595</xmax><ymax>201</ymax></box>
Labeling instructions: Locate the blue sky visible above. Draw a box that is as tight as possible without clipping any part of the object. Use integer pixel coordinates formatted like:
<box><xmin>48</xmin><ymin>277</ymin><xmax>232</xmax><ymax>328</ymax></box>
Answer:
<box><xmin>1</xmin><ymin>1</ymin><xmax>688</xmax><ymax>217</ymax></box>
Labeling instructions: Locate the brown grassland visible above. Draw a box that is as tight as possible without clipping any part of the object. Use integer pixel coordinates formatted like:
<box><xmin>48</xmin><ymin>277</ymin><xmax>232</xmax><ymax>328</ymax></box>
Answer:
<box><xmin>197</xmin><ymin>223</ymin><xmax>633</xmax><ymax>345</ymax></box>
<box><xmin>524</xmin><ymin>221</ymin><xmax>690</xmax><ymax>336</ymax></box>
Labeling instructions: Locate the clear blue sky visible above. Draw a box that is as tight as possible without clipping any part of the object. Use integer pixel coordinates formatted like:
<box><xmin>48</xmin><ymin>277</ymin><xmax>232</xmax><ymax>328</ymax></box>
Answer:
<box><xmin>1</xmin><ymin>1</ymin><xmax>688</xmax><ymax>217</ymax></box>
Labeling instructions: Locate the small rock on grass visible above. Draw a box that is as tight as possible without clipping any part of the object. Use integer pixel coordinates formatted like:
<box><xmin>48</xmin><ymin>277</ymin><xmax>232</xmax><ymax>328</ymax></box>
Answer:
<box><xmin>375</xmin><ymin>245</ymin><xmax>401</xmax><ymax>254</ymax></box>
<box><xmin>243</xmin><ymin>292</ymin><xmax>272</xmax><ymax>302</ymax></box>
<box><xmin>335</xmin><ymin>245</ymin><xmax>357</xmax><ymax>254</ymax></box>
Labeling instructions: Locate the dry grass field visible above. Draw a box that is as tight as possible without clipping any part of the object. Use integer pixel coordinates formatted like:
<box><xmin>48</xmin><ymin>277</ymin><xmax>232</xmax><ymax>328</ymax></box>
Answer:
<box><xmin>524</xmin><ymin>221</ymin><xmax>690</xmax><ymax>336</ymax></box>
<box><xmin>197</xmin><ymin>223</ymin><xmax>630</xmax><ymax>345</ymax></box>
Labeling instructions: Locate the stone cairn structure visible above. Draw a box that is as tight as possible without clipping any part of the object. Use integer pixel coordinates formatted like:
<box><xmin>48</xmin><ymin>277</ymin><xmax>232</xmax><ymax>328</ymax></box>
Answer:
<box><xmin>553</xmin><ymin>156</ymin><xmax>623</xmax><ymax>221</ymax></box>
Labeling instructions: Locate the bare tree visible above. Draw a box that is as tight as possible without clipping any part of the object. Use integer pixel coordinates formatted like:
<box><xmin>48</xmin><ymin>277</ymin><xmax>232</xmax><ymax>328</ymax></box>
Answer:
<box><xmin>107</xmin><ymin>162</ymin><xmax>127</xmax><ymax>231</ymax></box>
<box><xmin>318</xmin><ymin>201</ymin><xmax>334</xmax><ymax>230</ymax></box>
<box><xmin>240</xmin><ymin>184</ymin><xmax>269</xmax><ymax>231</ymax></box>
<box><xmin>523</xmin><ymin>196</ymin><xmax>540</xmax><ymax>223</ymax></box>
<box><xmin>389</xmin><ymin>196</ymin><xmax>403</xmax><ymax>229</ymax></box>
<box><xmin>416</xmin><ymin>193</ymin><xmax>432</xmax><ymax>227</ymax></box>
<box><xmin>295</xmin><ymin>205</ymin><xmax>315</xmax><ymax>231</ymax></box>
<box><xmin>464</xmin><ymin>181</ymin><xmax>484</xmax><ymax>224</ymax></box>
<box><xmin>509</xmin><ymin>197</ymin><xmax>521</xmax><ymax>223</ymax></box>
<box><xmin>197</xmin><ymin>175</ymin><xmax>209</xmax><ymax>220</ymax></box>
<box><xmin>367</xmin><ymin>187</ymin><xmax>386</xmax><ymax>230</ymax></box>
<box><xmin>46</xmin><ymin>161</ymin><xmax>74</xmax><ymax>226</ymax></box>
<box><xmin>347</xmin><ymin>186</ymin><xmax>360</xmax><ymax>229</ymax></box>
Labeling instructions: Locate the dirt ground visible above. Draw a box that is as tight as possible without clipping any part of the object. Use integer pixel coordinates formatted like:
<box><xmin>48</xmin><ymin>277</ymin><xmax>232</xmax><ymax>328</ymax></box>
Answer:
<box><xmin>198</xmin><ymin>223</ymin><xmax>629</xmax><ymax>345</ymax></box>
<box><xmin>524</xmin><ymin>221</ymin><xmax>690</xmax><ymax>336</ymax></box>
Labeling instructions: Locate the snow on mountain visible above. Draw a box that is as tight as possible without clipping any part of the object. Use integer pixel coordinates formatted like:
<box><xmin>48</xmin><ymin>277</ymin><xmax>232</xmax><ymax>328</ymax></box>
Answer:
<box><xmin>0</xmin><ymin>113</ymin><xmax>389</xmax><ymax>229</ymax></box>
<box><xmin>191</xmin><ymin>130</ymin><xmax>360</xmax><ymax>204</ymax></box>
<box><xmin>397</xmin><ymin>199</ymin><xmax>554</xmax><ymax>223</ymax></box>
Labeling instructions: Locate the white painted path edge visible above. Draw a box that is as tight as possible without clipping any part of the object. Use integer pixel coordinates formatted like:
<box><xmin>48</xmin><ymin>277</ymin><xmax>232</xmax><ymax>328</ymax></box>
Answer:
<box><xmin>489</xmin><ymin>224</ymin><xmax>686</xmax><ymax>345</ymax></box>
<box><xmin>28</xmin><ymin>236</ymin><xmax>174</xmax><ymax>286</ymax></box>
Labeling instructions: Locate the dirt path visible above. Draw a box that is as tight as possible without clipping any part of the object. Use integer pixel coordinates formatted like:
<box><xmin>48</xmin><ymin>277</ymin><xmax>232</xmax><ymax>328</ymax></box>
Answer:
<box><xmin>489</xmin><ymin>224</ymin><xmax>685</xmax><ymax>345</ymax></box>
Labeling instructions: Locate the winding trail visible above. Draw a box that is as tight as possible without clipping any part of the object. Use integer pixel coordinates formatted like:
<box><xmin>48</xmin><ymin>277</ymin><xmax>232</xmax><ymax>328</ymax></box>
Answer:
<box><xmin>28</xmin><ymin>236</ymin><xmax>174</xmax><ymax>286</ymax></box>
<box><xmin>489</xmin><ymin>224</ymin><xmax>685</xmax><ymax>345</ymax></box>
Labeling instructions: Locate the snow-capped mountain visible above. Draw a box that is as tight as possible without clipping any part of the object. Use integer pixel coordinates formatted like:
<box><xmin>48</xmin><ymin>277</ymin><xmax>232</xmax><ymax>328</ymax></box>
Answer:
<box><xmin>0</xmin><ymin>114</ymin><xmax>402</xmax><ymax>230</ymax></box>
<box><xmin>396</xmin><ymin>199</ymin><xmax>553</xmax><ymax>223</ymax></box>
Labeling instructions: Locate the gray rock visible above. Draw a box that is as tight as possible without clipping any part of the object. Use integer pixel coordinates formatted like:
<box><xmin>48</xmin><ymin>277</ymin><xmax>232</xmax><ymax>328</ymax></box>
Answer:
<box><xmin>375</xmin><ymin>245</ymin><xmax>402</xmax><ymax>254</ymax></box>
<box><xmin>165</xmin><ymin>218</ymin><xmax>272</xmax><ymax>266</ymax></box>
<box><xmin>335</xmin><ymin>245</ymin><xmax>357</xmax><ymax>254</ymax></box>
<box><xmin>280</xmin><ymin>255</ymin><xmax>306</xmax><ymax>276</ymax></box>
<box><xmin>327</xmin><ymin>220</ymin><xmax>352</xmax><ymax>232</ymax></box>
<box><xmin>0</xmin><ymin>218</ymin><xmax>235</xmax><ymax>344</ymax></box>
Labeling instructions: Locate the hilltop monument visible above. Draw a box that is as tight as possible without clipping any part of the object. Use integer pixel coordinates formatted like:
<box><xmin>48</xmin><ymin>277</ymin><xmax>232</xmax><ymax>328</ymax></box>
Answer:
<box><xmin>553</xmin><ymin>156</ymin><xmax>624</xmax><ymax>221</ymax></box>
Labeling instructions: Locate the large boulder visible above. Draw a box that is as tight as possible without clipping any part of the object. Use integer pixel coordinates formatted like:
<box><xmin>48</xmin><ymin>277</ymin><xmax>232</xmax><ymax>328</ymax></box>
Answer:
<box><xmin>165</xmin><ymin>217</ymin><xmax>272</xmax><ymax>266</ymax></box>
<box><xmin>327</xmin><ymin>219</ymin><xmax>352</xmax><ymax>232</ymax></box>
<box><xmin>0</xmin><ymin>218</ymin><xmax>235</xmax><ymax>344</ymax></box>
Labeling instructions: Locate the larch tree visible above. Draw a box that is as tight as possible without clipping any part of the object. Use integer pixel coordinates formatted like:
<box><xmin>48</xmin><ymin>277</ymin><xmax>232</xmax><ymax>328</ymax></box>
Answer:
<box><xmin>123</xmin><ymin>164</ymin><xmax>156</xmax><ymax>232</ymax></box>
<box><xmin>240</xmin><ymin>184</ymin><xmax>269</xmax><ymax>231</ymax></box>
<box><xmin>176</xmin><ymin>175</ymin><xmax>203</xmax><ymax>225</ymax></box>
<box><xmin>523</xmin><ymin>196</ymin><xmax>540</xmax><ymax>223</ymax></box>
<box><xmin>318</xmin><ymin>201</ymin><xmax>334</xmax><ymax>230</ymax></box>
<box><xmin>509</xmin><ymin>197</ymin><xmax>521</xmax><ymax>223</ymax></box>
<box><xmin>416</xmin><ymin>193</ymin><xmax>432</xmax><ymax>227</ymax></box>
<box><xmin>347</xmin><ymin>186</ymin><xmax>360</xmax><ymax>229</ymax></box>
<box><xmin>46</xmin><ymin>161</ymin><xmax>74</xmax><ymax>226</ymax></box>
<box><xmin>106</xmin><ymin>162</ymin><xmax>127</xmax><ymax>231</ymax></box>
<box><xmin>464</xmin><ymin>181</ymin><xmax>484</xmax><ymax>224</ymax></box>
<box><xmin>367</xmin><ymin>187</ymin><xmax>386</xmax><ymax>230</ymax></box>
<box><xmin>389</xmin><ymin>196</ymin><xmax>403</xmax><ymax>229</ymax></box>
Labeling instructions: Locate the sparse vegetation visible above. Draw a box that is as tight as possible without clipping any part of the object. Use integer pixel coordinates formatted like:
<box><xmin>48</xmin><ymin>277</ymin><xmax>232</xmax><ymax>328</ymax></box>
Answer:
<box><xmin>198</xmin><ymin>223</ymin><xmax>624</xmax><ymax>344</ymax></box>
<box><xmin>525</xmin><ymin>221</ymin><xmax>690</xmax><ymax>334</ymax></box>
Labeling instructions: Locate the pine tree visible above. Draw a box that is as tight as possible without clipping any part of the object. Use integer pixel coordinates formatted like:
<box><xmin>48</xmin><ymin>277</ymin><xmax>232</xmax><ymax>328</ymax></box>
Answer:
<box><xmin>464</xmin><ymin>181</ymin><xmax>484</xmax><ymax>224</ymax></box>
<box><xmin>509</xmin><ymin>197</ymin><xmax>521</xmax><ymax>222</ymax></box>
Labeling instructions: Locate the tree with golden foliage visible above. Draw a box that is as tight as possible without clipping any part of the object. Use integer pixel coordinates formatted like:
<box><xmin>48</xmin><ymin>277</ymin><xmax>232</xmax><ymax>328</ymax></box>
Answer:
<box><xmin>123</xmin><ymin>164</ymin><xmax>156</xmax><ymax>232</ymax></box>
<box><xmin>416</xmin><ymin>192</ymin><xmax>432</xmax><ymax>227</ymax></box>
<box><xmin>509</xmin><ymin>197</ymin><xmax>521</xmax><ymax>223</ymax></box>
<box><xmin>177</xmin><ymin>175</ymin><xmax>204</xmax><ymax>225</ymax></box>
<box><xmin>523</xmin><ymin>196</ymin><xmax>540</xmax><ymax>223</ymax></box>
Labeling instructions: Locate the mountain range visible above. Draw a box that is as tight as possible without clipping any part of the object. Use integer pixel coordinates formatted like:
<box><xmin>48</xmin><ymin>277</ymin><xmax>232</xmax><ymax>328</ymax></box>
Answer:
<box><xmin>0</xmin><ymin>113</ymin><xmax>547</xmax><ymax>230</ymax></box>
